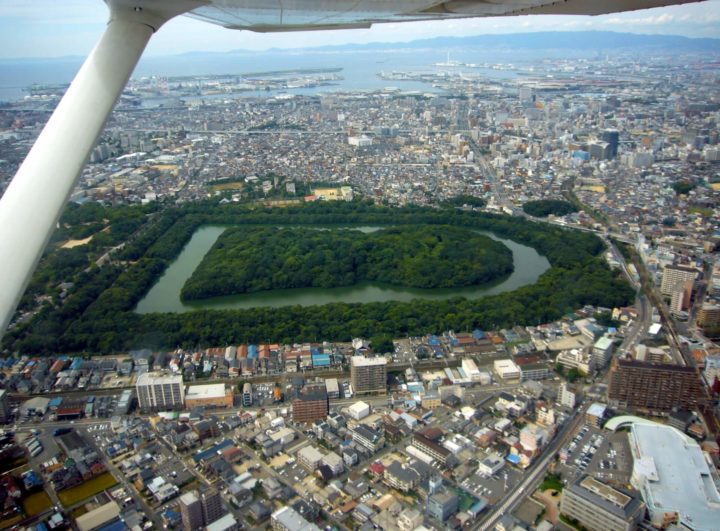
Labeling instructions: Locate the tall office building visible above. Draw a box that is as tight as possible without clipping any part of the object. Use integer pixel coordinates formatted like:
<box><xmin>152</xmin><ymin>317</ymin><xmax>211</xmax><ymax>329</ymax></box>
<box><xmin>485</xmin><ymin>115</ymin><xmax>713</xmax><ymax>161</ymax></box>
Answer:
<box><xmin>660</xmin><ymin>265</ymin><xmax>698</xmax><ymax>296</ymax></box>
<box><xmin>242</xmin><ymin>382</ymin><xmax>253</xmax><ymax>407</ymax></box>
<box><xmin>518</xmin><ymin>86</ymin><xmax>534</xmax><ymax>103</ymax></box>
<box><xmin>200</xmin><ymin>487</ymin><xmax>225</xmax><ymax>526</ymax></box>
<box><xmin>608</xmin><ymin>358</ymin><xmax>705</xmax><ymax>414</ymax></box>
<box><xmin>179</xmin><ymin>488</ymin><xmax>225</xmax><ymax>530</ymax></box>
<box><xmin>350</xmin><ymin>356</ymin><xmax>387</xmax><ymax>395</ymax></box>
<box><xmin>179</xmin><ymin>491</ymin><xmax>203</xmax><ymax>531</ymax></box>
<box><xmin>136</xmin><ymin>372</ymin><xmax>184</xmax><ymax>412</ymax></box>
<box><xmin>292</xmin><ymin>387</ymin><xmax>329</xmax><ymax>424</ymax></box>
<box><xmin>601</xmin><ymin>129</ymin><xmax>620</xmax><ymax>159</ymax></box>
<box><xmin>427</xmin><ymin>489</ymin><xmax>459</xmax><ymax>523</ymax></box>
<box><xmin>697</xmin><ymin>304</ymin><xmax>720</xmax><ymax>330</ymax></box>
<box><xmin>589</xmin><ymin>141</ymin><xmax>611</xmax><ymax>160</ymax></box>
<box><xmin>669</xmin><ymin>280</ymin><xmax>693</xmax><ymax>314</ymax></box>
<box><xmin>557</xmin><ymin>382</ymin><xmax>577</xmax><ymax>409</ymax></box>
<box><xmin>0</xmin><ymin>389</ymin><xmax>9</xmax><ymax>424</ymax></box>
<box><xmin>560</xmin><ymin>476</ymin><xmax>644</xmax><ymax>531</ymax></box>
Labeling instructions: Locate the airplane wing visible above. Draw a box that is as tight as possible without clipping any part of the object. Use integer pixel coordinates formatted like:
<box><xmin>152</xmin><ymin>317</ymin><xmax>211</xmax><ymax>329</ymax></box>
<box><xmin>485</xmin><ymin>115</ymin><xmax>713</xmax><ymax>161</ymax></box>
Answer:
<box><xmin>186</xmin><ymin>0</ymin><xmax>703</xmax><ymax>31</ymax></box>
<box><xmin>0</xmin><ymin>0</ymin><xmax>705</xmax><ymax>336</ymax></box>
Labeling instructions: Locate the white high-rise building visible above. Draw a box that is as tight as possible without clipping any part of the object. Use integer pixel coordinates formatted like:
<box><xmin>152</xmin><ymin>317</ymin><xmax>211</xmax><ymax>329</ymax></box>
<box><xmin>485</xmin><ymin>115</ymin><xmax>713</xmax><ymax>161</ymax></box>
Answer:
<box><xmin>660</xmin><ymin>265</ymin><xmax>698</xmax><ymax>296</ymax></box>
<box><xmin>350</xmin><ymin>356</ymin><xmax>387</xmax><ymax>395</ymax></box>
<box><xmin>136</xmin><ymin>372</ymin><xmax>184</xmax><ymax>412</ymax></box>
<box><xmin>557</xmin><ymin>382</ymin><xmax>577</xmax><ymax>409</ymax></box>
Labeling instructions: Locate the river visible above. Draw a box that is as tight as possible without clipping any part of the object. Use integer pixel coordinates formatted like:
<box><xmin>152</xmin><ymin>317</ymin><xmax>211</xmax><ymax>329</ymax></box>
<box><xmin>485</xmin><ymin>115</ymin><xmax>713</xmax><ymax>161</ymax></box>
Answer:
<box><xmin>134</xmin><ymin>225</ymin><xmax>550</xmax><ymax>314</ymax></box>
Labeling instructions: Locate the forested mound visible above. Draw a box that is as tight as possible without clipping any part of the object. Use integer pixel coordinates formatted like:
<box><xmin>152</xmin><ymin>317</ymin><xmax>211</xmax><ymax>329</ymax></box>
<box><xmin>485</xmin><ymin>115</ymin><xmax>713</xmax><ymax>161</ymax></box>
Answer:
<box><xmin>522</xmin><ymin>199</ymin><xmax>577</xmax><ymax>217</ymax></box>
<box><xmin>180</xmin><ymin>225</ymin><xmax>513</xmax><ymax>299</ymax></box>
<box><xmin>3</xmin><ymin>200</ymin><xmax>635</xmax><ymax>354</ymax></box>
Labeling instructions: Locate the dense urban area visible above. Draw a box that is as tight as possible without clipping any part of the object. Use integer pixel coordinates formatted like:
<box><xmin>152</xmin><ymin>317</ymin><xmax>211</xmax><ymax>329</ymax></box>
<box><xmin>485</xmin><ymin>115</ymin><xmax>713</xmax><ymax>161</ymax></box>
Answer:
<box><xmin>0</xmin><ymin>44</ymin><xmax>720</xmax><ymax>531</ymax></box>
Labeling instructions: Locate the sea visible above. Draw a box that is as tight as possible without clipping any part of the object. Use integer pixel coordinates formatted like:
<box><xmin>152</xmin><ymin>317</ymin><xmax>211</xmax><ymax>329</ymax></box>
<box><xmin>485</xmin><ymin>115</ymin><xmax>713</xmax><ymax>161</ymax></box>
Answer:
<box><xmin>0</xmin><ymin>46</ymin><xmax>584</xmax><ymax>103</ymax></box>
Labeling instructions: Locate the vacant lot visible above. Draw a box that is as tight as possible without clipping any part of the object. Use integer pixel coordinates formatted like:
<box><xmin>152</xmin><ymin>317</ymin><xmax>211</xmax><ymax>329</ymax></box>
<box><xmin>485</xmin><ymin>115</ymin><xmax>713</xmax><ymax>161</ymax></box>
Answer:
<box><xmin>0</xmin><ymin>514</ymin><xmax>22</xmax><ymax>528</ymax></box>
<box><xmin>210</xmin><ymin>181</ymin><xmax>245</xmax><ymax>192</ymax></box>
<box><xmin>23</xmin><ymin>491</ymin><xmax>53</xmax><ymax>516</ymax></box>
<box><xmin>58</xmin><ymin>473</ymin><xmax>118</xmax><ymax>507</ymax></box>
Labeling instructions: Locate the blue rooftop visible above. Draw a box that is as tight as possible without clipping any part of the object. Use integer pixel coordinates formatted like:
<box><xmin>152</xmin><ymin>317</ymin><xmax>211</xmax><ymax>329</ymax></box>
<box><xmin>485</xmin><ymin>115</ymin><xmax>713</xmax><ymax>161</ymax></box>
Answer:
<box><xmin>98</xmin><ymin>521</ymin><xmax>126</xmax><ymax>531</ymax></box>
<box><xmin>572</xmin><ymin>150</ymin><xmax>590</xmax><ymax>160</ymax></box>
<box><xmin>192</xmin><ymin>439</ymin><xmax>234</xmax><ymax>464</ymax></box>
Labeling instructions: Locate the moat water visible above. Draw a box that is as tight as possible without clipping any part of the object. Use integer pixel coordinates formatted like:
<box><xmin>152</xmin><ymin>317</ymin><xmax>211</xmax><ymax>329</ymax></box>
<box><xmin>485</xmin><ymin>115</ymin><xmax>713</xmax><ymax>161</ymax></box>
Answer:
<box><xmin>135</xmin><ymin>225</ymin><xmax>550</xmax><ymax>314</ymax></box>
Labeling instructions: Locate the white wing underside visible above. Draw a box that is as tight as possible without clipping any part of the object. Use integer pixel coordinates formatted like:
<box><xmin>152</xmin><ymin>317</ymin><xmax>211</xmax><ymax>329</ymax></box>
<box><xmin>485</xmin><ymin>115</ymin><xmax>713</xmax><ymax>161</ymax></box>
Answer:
<box><xmin>184</xmin><ymin>0</ymin><xmax>702</xmax><ymax>31</ymax></box>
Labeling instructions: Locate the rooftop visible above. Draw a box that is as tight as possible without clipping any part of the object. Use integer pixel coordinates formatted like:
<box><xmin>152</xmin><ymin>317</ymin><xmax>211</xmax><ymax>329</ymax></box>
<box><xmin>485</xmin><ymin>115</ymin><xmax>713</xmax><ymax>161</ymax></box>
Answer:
<box><xmin>594</xmin><ymin>336</ymin><xmax>614</xmax><ymax>349</ymax></box>
<box><xmin>665</xmin><ymin>264</ymin><xmax>699</xmax><ymax>273</ymax></box>
<box><xmin>630</xmin><ymin>423</ymin><xmax>720</xmax><ymax>531</ymax></box>
<box><xmin>186</xmin><ymin>383</ymin><xmax>227</xmax><ymax>400</ymax></box>
<box><xmin>386</xmin><ymin>460</ymin><xmax>420</xmax><ymax>484</ymax></box>
<box><xmin>297</xmin><ymin>445</ymin><xmax>324</xmax><ymax>464</ymax></box>
<box><xmin>579</xmin><ymin>476</ymin><xmax>631</xmax><ymax>508</ymax></box>
<box><xmin>136</xmin><ymin>371</ymin><xmax>182</xmax><ymax>386</ymax></box>
<box><xmin>348</xmin><ymin>401</ymin><xmax>370</xmax><ymax>413</ymax></box>
<box><xmin>567</xmin><ymin>476</ymin><xmax>642</xmax><ymax>521</ymax></box>
<box><xmin>75</xmin><ymin>501</ymin><xmax>121</xmax><ymax>531</ymax></box>
<box><xmin>296</xmin><ymin>389</ymin><xmax>328</xmax><ymax>402</ymax></box>
<box><xmin>272</xmin><ymin>506</ymin><xmax>321</xmax><ymax>531</ymax></box>
<box><xmin>351</xmin><ymin>356</ymin><xmax>387</xmax><ymax>367</ymax></box>
<box><xmin>325</xmin><ymin>378</ymin><xmax>339</xmax><ymax>393</ymax></box>
<box><xmin>206</xmin><ymin>513</ymin><xmax>238</xmax><ymax>531</ymax></box>
<box><xmin>587</xmin><ymin>402</ymin><xmax>607</xmax><ymax>418</ymax></box>
<box><xmin>180</xmin><ymin>491</ymin><xmax>199</xmax><ymax>505</ymax></box>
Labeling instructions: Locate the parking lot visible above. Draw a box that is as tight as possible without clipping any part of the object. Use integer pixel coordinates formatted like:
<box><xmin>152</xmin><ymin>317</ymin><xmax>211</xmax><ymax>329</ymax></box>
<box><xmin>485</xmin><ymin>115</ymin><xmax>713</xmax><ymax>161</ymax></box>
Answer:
<box><xmin>391</xmin><ymin>339</ymin><xmax>416</xmax><ymax>364</ymax></box>
<box><xmin>461</xmin><ymin>466</ymin><xmax>523</xmax><ymax>505</ymax></box>
<box><xmin>559</xmin><ymin>426</ymin><xmax>632</xmax><ymax>486</ymax></box>
<box><xmin>252</xmin><ymin>384</ymin><xmax>277</xmax><ymax>407</ymax></box>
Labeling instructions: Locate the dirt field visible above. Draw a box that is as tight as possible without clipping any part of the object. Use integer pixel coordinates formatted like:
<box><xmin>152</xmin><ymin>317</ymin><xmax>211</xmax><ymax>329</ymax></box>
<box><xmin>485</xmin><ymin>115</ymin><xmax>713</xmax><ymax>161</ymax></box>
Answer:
<box><xmin>57</xmin><ymin>472</ymin><xmax>118</xmax><ymax>507</ymax></box>
<box><xmin>210</xmin><ymin>181</ymin><xmax>245</xmax><ymax>192</ymax></box>
<box><xmin>61</xmin><ymin>236</ymin><xmax>93</xmax><ymax>248</ymax></box>
<box><xmin>22</xmin><ymin>491</ymin><xmax>53</xmax><ymax>516</ymax></box>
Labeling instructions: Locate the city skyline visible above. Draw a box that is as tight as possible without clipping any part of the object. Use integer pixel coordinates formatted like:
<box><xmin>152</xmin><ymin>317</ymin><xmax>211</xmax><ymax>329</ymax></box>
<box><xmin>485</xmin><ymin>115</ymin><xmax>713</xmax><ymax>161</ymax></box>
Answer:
<box><xmin>1</xmin><ymin>0</ymin><xmax>719</xmax><ymax>59</ymax></box>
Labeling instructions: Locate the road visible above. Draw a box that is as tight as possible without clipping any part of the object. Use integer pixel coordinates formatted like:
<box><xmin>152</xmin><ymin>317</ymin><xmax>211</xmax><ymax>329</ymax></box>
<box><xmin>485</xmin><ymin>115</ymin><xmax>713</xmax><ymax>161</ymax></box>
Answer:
<box><xmin>7</xmin><ymin>358</ymin><xmax>463</xmax><ymax>401</ymax></box>
<box><xmin>467</xmin><ymin>138</ymin><xmax>513</xmax><ymax>213</ymax></box>
<box><xmin>619</xmin><ymin>294</ymin><xmax>651</xmax><ymax>354</ymax></box>
<box><xmin>475</xmin><ymin>404</ymin><xmax>587</xmax><ymax>531</ymax></box>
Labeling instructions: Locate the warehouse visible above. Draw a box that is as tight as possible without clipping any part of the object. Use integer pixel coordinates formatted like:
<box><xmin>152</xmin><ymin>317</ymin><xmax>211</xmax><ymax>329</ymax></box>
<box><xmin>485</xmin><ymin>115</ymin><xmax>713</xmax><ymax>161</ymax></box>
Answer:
<box><xmin>185</xmin><ymin>384</ymin><xmax>233</xmax><ymax>408</ymax></box>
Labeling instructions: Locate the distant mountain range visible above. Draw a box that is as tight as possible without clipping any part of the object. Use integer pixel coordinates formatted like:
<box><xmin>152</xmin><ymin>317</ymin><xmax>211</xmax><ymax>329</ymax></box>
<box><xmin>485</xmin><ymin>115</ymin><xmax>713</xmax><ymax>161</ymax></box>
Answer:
<box><xmin>2</xmin><ymin>30</ymin><xmax>718</xmax><ymax>65</ymax></box>
<box><xmin>251</xmin><ymin>31</ymin><xmax>720</xmax><ymax>54</ymax></box>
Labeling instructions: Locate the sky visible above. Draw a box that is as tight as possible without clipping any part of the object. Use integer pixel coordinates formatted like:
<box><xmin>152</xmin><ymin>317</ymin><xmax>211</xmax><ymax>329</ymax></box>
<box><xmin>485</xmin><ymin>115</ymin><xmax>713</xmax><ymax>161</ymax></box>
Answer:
<box><xmin>0</xmin><ymin>0</ymin><xmax>719</xmax><ymax>59</ymax></box>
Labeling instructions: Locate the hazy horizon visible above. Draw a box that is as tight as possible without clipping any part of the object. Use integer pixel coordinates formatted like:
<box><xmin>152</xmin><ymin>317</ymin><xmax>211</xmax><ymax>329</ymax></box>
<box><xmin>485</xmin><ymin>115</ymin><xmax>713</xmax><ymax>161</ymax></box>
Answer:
<box><xmin>0</xmin><ymin>29</ymin><xmax>718</xmax><ymax>64</ymax></box>
<box><xmin>1</xmin><ymin>0</ymin><xmax>719</xmax><ymax>59</ymax></box>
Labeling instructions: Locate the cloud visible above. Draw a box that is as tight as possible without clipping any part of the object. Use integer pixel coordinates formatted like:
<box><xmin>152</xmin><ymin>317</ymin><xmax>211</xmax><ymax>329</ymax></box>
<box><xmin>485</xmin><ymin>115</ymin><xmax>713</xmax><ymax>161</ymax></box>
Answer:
<box><xmin>603</xmin><ymin>13</ymin><xmax>676</xmax><ymax>25</ymax></box>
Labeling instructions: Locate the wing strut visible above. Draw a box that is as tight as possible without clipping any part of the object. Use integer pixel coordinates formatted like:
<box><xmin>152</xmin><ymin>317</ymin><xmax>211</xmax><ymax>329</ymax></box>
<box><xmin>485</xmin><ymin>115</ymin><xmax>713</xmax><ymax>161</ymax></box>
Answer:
<box><xmin>0</xmin><ymin>1</ymin><xmax>199</xmax><ymax>336</ymax></box>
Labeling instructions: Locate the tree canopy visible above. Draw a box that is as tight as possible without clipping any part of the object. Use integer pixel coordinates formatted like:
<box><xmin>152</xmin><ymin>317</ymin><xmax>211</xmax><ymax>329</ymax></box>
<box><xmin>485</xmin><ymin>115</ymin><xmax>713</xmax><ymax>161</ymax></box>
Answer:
<box><xmin>180</xmin><ymin>225</ymin><xmax>513</xmax><ymax>300</ymax></box>
<box><xmin>3</xmin><ymin>199</ymin><xmax>634</xmax><ymax>354</ymax></box>
<box><xmin>522</xmin><ymin>199</ymin><xmax>578</xmax><ymax>218</ymax></box>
